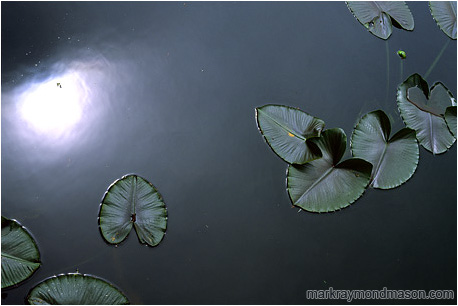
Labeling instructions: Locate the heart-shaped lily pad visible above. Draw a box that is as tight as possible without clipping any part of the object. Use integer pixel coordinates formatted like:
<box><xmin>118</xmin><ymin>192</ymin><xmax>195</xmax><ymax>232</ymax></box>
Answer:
<box><xmin>98</xmin><ymin>174</ymin><xmax>167</xmax><ymax>247</ymax></box>
<box><xmin>397</xmin><ymin>73</ymin><xmax>456</xmax><ymax>154</ymax></box>
<box><xmin>256</xmin><ymin>104</ymin><xmax>324</xmax><ymax>164</ymax></box>
<box><xmin>287</xmin><ymin>128</ymin><xmax>372</xmax><ymax>212</ymax></box>
<box><xmin>351</xmin><ymin>110</ymin><xmax>419</xmax><ymax>189</ymax></box>
<box><xmin>346</xmin><ymin>1</ymin><xmax>414</xmax><ymax>40</ymax></box>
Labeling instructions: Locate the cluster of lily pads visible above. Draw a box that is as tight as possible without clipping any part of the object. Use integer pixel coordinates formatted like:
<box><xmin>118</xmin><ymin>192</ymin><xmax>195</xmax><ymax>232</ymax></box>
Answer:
<box><xmin>256</xmin><ymin>73</ymin><xmax>456</xmax><ymax>212</ymax></box>
<box><xmin>2</xmin><ymin>174</ymin><xmax>167</xmax><ymax>304</ymax></box>
<box><xmin>346</xmin><ymin>1</ymin><xmax>456</xmax><ymax>40</ymax></box>
<box><xmin>255</xmin><ymin>1</ymin><xmax>457</xmax><ymax>213</ymax></box>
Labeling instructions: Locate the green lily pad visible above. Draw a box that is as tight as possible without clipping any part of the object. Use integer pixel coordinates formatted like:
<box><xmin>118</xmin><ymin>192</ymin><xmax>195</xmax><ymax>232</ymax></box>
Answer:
<box><xmin>346</xmin><ymin>1</ymin><xmax>414</xmax><ymax>40</ymax></box>
<box><xmin>351</xmin><ymin>110</ymin><xmax>419</xmax><ymax>189</ymax></box>
<box><xmin>1</xmin><ymin>216</ymin><xmax>41</xmax><ymax>289</ymax></box>
<box><xmin>430</xmin><ymin>1</ymin><xmax>457</xmax><ymax>39</ymax></box>
<box><xmin>255</xmin><ymin>104</ymin><xmax>324</xmax><ymax>164</ymax></box>
<box><xmin>445</xmin><ymin>106</ymin><xmax>457</xmax><ymax>138</ymax></box>
<box><xmin>98</xmin><ymin>174</ymin><xmax>167</xmax><ymax>247</ymax></box>
<box><xmin>287</xmin><ymin>128</ymin><xmax>372</xmax><ymax>212</ymax></box>
<box><xmin>397</xmin><ymin>73</ymin><xmax>456</xmax><ymax>154</ymax></box>
<box><xmin>27</xmin><ymin>273</ymin><xmax>129</xmax><ymax>305</ymax></box>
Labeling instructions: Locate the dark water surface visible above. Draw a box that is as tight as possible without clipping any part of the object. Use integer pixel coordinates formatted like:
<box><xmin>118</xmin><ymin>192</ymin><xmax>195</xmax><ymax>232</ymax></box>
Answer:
<box><xmin>2</xmin><ymin>2</ymin><xmax>456</xmax><ymax>304</ymax></box>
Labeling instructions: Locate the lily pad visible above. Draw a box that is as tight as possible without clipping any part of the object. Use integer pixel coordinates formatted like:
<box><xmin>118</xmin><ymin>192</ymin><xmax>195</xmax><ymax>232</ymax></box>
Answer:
<box><xmin>98</xmin><ymin>174</ymin><xmax>167</xmax><ymax>247</ymax></box>
<box><xmin>430</xmin><ymin>1</ymin><xmax>457</xmax><ymax>39</ymax></box>
<box><xmin>397</xmin><ymin>73</ymin><xmax>456</xmax><ymax>154</ymax></box>
<box><xmin>445</xmin><ymin>106</ymin><xmax>457</xmax><ymax>137</ymax></box>
<box><xmin>287</xmin><ymin>128</ymin><xmax>372</xmax><ymax>212</ymax></box>
<box><xmin>1</xmin><ymin>216</ymin><xmax>41</xmax><ymax>289</ymax></box>
<box><xmin>351</xmin><ymin>110</ymin><xmax>419</xmax><ymax>189</ymax></box>
<box><xmin>27</xmin><ymin>273</ymin><xmax>129</xmax><ymax>305</ymax></box>
<box><xmin>255</xmin><ymin>104</ymin><xmax>324</xmax><ymax>164</ymax></box>
<box><xmin>346</xmin><ymin>1</ymin><xmax>414</xmax><ymax>39</ymax></box>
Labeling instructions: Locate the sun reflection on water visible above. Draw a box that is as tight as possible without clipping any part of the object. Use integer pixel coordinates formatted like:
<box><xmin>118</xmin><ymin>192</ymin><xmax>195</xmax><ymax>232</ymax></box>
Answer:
<box><xmin>3</xmin><ymin>53</ymin><xmax>119</xmax><ymax>153</ymax></box>
<box><xmin>18</xmin><ymin>70</ymin><xmax>89</xmax><ymax>138</ymax></box>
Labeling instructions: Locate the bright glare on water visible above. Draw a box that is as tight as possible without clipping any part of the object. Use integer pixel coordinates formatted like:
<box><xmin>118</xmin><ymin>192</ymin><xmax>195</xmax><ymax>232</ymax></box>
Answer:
<box><xmin>18</xmin><ymin>71</ymin><xmax>88</xmax><ymax>138</ymax></box>
<box><xmin>4</xmin><ymin>54</ymin><xmax>122</xmax><ymax>153</ymax></box>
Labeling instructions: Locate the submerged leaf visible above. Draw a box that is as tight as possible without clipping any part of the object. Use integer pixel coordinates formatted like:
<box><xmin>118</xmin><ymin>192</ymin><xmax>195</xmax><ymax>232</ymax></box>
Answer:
<box><xmin>346</xmin><ymin>1</ymin><xmax>414</xmax><ymax>39</ymax></box>
<box><xmin>287</xmin><ymin>128</ymin><xmax>372</xmax><ymax>212</ymax></box>
<box><xmin>256</xmin><ymin>104</ymin><xmax>324</xmax><ymax>164</ymax></box>
<box><xmin>1</xmin><ymin>216</ymin><xmax>41</xmax><ymax>289</ymax></box>
<box><xmin>98</xmin><ymin>174</ymin><xmax>167</xmax><ymax>247</ymax></box>
<box><xmin>351</xmin><ymin>110</ymin><xmax>419</xmax><ymax>189</ymax></box>
<box><xmin>27</xmin><ymin>273</ymin><xmax>129</xmax><ymax>305</ymax></box>
<box><xmin>397</xmin><ymin>73</ymin><xmax>456</xmax><ymax>154</ymax></box>
<box><xmin>430</xmin><ymin>1</ymin><xmax>457</xmax><ymax>39</ymax></box>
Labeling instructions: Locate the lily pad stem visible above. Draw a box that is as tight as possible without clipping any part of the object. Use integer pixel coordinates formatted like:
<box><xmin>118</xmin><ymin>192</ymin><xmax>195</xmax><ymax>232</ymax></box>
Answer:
<box><xmin>385</xmin><ymin>40</ymin><xmax>390</xmax><ymax>104</ymax></box>
<box><xmin>399</xmin><ymin>59</ymin><xmax>404</xmax><ymax>83</ymax></box>
<box><xmin>424</xmin><ymin>39</ymin><xmax>450</xmax><ymax>80</ymax></box>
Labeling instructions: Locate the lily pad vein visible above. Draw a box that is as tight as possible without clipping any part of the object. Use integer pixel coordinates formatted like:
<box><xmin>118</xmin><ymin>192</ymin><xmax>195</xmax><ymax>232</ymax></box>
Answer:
<box><xmin>428</xmin><ymin>112</ymin><xmax>434</xmax><ymax>152</ymax></box>
<box><xmin>260</xmin><ymin>110</ymin><xmax>306</xmax><ymax>141</ymax></box>
<box><xmin>1</xmin><ymin>252</ymin><xmax>39</xmax><ymax>266</ymax></box>
<box><xmin>371</xmin><ymin>142</ymin><xmax>388</xmax><ymax>184</ymax></box>
<box><xmin>296</xmin><ymin>167</ymin><xmax>334</xmax><ymax>204</ymax></box>
<box><xmin>129</xmin><ymin>176</ymin><xmax>137</xmax><ymax>216</ymax></box>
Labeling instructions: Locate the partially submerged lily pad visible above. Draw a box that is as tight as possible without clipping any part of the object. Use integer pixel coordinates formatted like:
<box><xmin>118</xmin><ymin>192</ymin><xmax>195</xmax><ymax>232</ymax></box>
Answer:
<box><xmin>429</xmin><ymin>1</ymin><xmax>457</xmax><ymax>39</ymax></box>
<box><xmin>397</xmin><ymin>73</ymin><xmax>456</xmax><ymax>154</ymax></box>
<box><xmin>27</xmin><ymin>273</ymin><xmax>129</xmax><ymax>305</ymax></box>
<box><xmin>255</xmin><ymin>104</ymin><xmax>324</xmax><ymax>164</ymax></box>
<box><xmin>287</xmin><ymin>128</ymin><xmax>372</xmax><ymax>212</ymax></box>
<box><xmin>98</xmin><ymin>174</ymin><xmax>167</xmax><ymax>247</ymax></box>
<box><xmin>1</xmin><ymin>216</ymin><xmax>41</xmax><ymax>289</ymax></box>
<box><xmin>346</xmin><ymin>1</ymin><xmax>414</xmax><ymax>39</ymax></box>
<box><xmin>351</xmin><ymin>110</ymin><xmax>419</xmax><ymax>189</ymax></box>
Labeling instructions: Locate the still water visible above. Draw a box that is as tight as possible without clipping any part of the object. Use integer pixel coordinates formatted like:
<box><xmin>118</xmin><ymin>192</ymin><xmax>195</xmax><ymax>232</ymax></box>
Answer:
<box><xmin>2</xmin><ymin>2</ymin><xmax>456</xmax><ymax>304</ymax></box>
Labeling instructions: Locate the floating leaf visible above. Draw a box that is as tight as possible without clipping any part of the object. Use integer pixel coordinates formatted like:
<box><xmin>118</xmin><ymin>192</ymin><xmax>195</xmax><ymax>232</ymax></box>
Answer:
<box><xmin>351</xmin><ymin>110</ymin><xmax>419</xmax><ymax>189</ymax></box>
<box><xmin>27</xmin><ymin>273</ymin><xmax>129</xmax><ymax>305</ymax></box>
<box><xmin>98</xmin><ymin>174</ymin><xmax>167</xmax><ymax>247</ymax></box>
<box><xmin>346</xmin><ymin>1</ymin><xmax>414</xmax><ymax>39</ymax></box>
<box><xmin>287</xmin><ymin>128</ymin><xmax>372</xmax><ymax>212</ymax></box>
<box><xmin>255</xmin><ymin>104</ymin><xmax>324</xmax><ymax>164</ymax></box>
<box><xmin>430</xmin><ymin>1</ymin><xmax>457</xmax><ymax>39</ymax></box>
<box><xmin>397</xmin><ymin>73</ymin><xmax>456</xmax><ymax>154</ymax></box>
<box><xmin>445</xmin><ymin>106</ymin><xmax>457</xmax><ymax>137</ymax></box>
<box><xmin>1</xmin><ymin>216</ymin><xmax>41</xmax><ymax>289</ymax></box>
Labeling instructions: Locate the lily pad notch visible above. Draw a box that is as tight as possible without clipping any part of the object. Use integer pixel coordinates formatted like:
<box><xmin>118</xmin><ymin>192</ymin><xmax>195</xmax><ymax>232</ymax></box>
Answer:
<box><xmin>98</xmin><ymin>174</ymin><xmax>168</xmax><ymax>247</ymax></box>
<box><xmin>346</xmin><ymin>1</ymin><xmax>414</xmax><ymax>40</ymax></box>
<box><xmin>397</xmin><ymin>73</ymin><xmax>456</xmax><ymax>154</ymax></box>
<box><xmin>287</xmin><ymin>128</ymin><xmax>373</xmax><ymax>212</ymax></box>
<box><xmin>351</xmin><ymin>110</ymin><xmax>419</xmax><ymax>189</ymax></box>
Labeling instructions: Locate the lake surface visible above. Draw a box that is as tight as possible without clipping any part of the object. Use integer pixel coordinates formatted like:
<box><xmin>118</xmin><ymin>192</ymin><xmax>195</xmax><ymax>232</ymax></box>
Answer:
<box><xmin>2</xmin><ymin>2</ymin><xmax>456</xmax><ymax>304</ymax></box>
